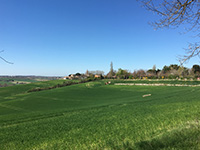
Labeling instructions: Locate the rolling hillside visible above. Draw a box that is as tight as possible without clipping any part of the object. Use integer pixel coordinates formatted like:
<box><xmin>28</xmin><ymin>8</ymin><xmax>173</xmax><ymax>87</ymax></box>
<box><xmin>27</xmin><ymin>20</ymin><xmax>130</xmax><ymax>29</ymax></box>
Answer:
<box><xmin>0</xmin><ymin>80</ymin><xmax>200</xmax><ymax>149</ymax></box>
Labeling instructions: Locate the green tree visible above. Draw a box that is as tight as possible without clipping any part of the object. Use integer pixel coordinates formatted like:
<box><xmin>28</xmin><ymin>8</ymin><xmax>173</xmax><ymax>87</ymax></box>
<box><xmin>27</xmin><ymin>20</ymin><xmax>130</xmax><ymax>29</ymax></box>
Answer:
<box><xmin>147</xmin><ymin>65</ymin><xmax>157</xmax><ymax>76</ymax></box>
<box><xmin>75</xmin><ymin>73</ymin><xmax>81</xmax><ymax>76</ymax></box>
<box><xmin>178</xmin><ymin>66</ymin><xmax>189</xmax><ymax>77</ymax></box>
<box><xmin>162</xmin><ymin>65</ymin><xmax>170</xmax><ymax>74</ymax></box>
<box><xmin>116</xmin><ymin>68</ymin><xmax>130</xmax><ymax>79</ymax></box>
<box><xmin>169</xmin><ymin>64</ymin><xmax>180</xmax><ymax>70</ymax></box>
<box><xmin>192</xmin><ymin>65</ymin><xmax>200</xmax><ymax>74</ymax></box>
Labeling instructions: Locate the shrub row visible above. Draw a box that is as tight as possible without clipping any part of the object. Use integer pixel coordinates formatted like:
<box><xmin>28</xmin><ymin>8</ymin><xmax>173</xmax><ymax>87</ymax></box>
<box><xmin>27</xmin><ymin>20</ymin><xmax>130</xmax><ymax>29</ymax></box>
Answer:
<box><xmin>27</xmin><ymin>77</ymin><xmax>99</xmax><ymax>93</ymax></box>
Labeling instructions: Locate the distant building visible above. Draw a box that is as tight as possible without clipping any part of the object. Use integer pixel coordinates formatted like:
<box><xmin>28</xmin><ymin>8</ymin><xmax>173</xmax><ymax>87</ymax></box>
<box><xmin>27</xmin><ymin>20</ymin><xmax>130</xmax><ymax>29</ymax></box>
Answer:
<box><xmin>63</xmin><ymin>76</ymin><xmax>68</xmax><ymax>80</ymax></box>
<box><xmin>94</xmin><ymin>74</ymin><xmax>101</xmax><ymax>78</ymax></box>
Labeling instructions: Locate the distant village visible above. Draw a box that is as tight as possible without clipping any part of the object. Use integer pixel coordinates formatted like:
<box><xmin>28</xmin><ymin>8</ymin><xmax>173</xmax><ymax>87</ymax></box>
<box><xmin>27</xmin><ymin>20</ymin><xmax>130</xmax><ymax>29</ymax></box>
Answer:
<box><xmin>63</xmin><ymin>70</ymin><xmax>105</xmax><ymax>80</ymax></box>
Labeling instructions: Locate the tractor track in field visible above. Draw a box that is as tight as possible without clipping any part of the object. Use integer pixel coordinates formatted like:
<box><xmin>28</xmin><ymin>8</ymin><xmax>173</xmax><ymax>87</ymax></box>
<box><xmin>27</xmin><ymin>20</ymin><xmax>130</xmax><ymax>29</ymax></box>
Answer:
<box><xmin>114</xmin><ymin>83</ymin><xmax>200</xmax><ymax>87</ymax></box>
<box><xmin>0</xmin><ymin>103</ymin><xmax>26</xmax><ymax>111</ymax></box>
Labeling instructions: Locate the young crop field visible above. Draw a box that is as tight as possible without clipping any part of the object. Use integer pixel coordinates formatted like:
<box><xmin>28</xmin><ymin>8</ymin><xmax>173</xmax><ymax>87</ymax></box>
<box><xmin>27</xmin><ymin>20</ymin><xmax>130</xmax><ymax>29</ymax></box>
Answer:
<box><xmin>0</xmin><ymin>80</ymin><xmax>200</xmax><ymax>149</ymax></box>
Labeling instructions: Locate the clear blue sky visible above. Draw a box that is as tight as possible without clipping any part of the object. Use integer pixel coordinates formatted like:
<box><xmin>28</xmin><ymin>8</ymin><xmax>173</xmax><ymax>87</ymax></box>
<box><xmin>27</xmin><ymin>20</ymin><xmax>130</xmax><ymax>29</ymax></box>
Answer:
<box><xmin>0</xmin><ymin>0</ymin><xmax>199</xmax><ymax>76</ymax></box>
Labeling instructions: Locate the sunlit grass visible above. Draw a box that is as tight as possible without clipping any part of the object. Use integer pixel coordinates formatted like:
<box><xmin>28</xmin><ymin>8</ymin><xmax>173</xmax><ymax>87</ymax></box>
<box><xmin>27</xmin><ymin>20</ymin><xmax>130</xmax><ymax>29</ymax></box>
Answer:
<box><xmin>0</xmin><ymin>80</ymin><xmax>200</xmax><ymax>149</ymax></box>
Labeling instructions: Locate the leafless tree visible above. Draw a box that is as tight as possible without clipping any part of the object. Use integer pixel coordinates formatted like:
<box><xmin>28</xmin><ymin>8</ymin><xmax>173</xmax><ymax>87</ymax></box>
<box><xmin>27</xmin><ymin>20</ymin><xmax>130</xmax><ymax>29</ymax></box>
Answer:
<box><xmin>139</xmin><ymin>0</ymin><xmax>200</xmax><ymax>64</ymax></box>
<box><xmin>136</xmin><ymin>69</ymin><xmax>146</xmax><ymax>78</ymax></box>
<box><xmin>0</xmin><ymin>50</ymin><xmax>13</xmax><ymax>64</ymax></box>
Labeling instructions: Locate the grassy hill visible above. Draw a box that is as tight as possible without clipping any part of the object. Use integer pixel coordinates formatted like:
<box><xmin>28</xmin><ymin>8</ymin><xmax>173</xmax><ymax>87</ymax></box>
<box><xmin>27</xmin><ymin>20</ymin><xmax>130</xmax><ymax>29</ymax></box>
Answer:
<box><xmin>0</xmin><ymin>80</ymin><xmax>200</xmax><ymax>149</ymax></box>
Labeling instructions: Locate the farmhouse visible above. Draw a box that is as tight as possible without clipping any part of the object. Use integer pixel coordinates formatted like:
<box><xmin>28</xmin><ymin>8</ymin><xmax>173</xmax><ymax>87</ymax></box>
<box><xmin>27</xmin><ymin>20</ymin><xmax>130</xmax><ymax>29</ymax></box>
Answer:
<box><xmin>94</xmin><ymin>74</ymin><xmax>101</xmax><ymax>78</ymax></box>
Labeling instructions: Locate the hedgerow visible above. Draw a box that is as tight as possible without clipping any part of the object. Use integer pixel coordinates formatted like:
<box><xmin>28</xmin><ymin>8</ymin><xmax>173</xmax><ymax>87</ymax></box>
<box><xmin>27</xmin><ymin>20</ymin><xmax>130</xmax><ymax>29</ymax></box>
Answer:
<box><xmin>27</xmin><ymin>77</ymin><xmax>100</xmax><ymax>93</ymax></box>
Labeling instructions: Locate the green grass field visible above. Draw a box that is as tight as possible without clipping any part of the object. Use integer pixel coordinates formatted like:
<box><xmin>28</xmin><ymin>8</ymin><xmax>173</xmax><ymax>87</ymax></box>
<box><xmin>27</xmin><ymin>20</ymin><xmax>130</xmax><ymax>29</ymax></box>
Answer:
<box><xmin>0</xmin><ymin>80</ymin><xmax>200</xmax><ymax>149</ymax></box>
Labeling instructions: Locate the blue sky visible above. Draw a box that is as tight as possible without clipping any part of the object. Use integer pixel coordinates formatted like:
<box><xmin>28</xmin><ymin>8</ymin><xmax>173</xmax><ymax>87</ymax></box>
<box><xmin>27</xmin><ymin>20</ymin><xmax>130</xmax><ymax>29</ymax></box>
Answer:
<box><xmin>0</xmin><ymin>0</ymin><xmax>199</xmax><ymax>76</ymax></box>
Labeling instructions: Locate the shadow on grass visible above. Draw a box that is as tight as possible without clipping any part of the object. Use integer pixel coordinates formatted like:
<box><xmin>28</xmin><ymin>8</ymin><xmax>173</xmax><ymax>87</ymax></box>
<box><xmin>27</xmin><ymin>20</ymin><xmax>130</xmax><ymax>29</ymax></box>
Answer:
<box><xmin>107</xmin><ymin>121</ymin><xmax>200</xmax><ymax>150</ymax></box>
<box><xmin>105</xmin><ymin>139</ymin><xmax>135</xmax><ymax>150</ymax></box>
<box><xmin>135</xmin><ymin>121</ymin><xmax>200</xmax><ymax>150</ymax></box>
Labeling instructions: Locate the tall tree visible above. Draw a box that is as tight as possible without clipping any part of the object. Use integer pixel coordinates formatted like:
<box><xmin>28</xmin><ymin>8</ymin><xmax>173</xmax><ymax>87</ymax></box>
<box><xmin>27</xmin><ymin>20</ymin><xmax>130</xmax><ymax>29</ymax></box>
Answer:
<box><xmin>108</xmin><ymin>62</ymin><xmax>115</xmax><ymax>78</ymax></box>
<box><xmin>139</xmin><ymin>0</ymin><xmax>200</xmax><ymax>63</ymax></box>
<box><xmin>110</xmin><ymin>62</ymin><xmax>114</xmax><ymax>75</ymax></box>
<box><xmin>152</xmin><ymin>64</ymin><xmax>156</xmax><ymax>71</ymax></box>
<box><xmin>85</xmin><ymin>70</ymin><xmax>89</xmax><ymax>76</ymax></box>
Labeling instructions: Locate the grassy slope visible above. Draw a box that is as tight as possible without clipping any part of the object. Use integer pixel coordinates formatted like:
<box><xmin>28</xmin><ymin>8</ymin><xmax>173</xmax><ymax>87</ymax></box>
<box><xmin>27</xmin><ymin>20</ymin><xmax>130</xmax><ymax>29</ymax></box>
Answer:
<box><xmin>0</xmin><ymin>79</ymin><xmax>67</xmax><ymax>99</ymax></box>
<box><xmin>0</xmin><ymin>80</ymin><xmax>200</xmax><ymax>149</ymax></box>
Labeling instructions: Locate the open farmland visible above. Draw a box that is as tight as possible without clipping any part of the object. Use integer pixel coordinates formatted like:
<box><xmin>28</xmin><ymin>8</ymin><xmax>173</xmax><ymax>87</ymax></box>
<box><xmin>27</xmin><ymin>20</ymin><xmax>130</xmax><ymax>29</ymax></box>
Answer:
<box><xmin>0</xmin><ymin>80</ymin><xmax>200</xmax><ymax>149</ymax></box>
<box><xmin>0</xmin><ymin>76</ymin><xmax>61</xmax><ymax>87</ymax></box>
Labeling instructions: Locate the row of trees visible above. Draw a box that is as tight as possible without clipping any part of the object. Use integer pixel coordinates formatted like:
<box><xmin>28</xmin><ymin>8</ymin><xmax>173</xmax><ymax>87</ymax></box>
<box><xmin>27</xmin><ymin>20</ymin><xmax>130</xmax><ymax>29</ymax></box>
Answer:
<box><xmin>70</xmin><ymin>62</ymin><xmax>200</xmax><ymax>80</ymax></box>
<box><xmin>105</xmin><ymin>62</ymin><xmax>200</xmax><ymax>79</ymax></box>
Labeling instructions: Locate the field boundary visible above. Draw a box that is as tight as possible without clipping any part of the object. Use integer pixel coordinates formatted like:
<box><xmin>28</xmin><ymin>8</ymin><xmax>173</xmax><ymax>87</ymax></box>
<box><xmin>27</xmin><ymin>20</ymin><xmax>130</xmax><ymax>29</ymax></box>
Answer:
<box><xmin>114</xmin><ymin>83</ymin><xmax>200</xmax><ymax>87</ymax></box>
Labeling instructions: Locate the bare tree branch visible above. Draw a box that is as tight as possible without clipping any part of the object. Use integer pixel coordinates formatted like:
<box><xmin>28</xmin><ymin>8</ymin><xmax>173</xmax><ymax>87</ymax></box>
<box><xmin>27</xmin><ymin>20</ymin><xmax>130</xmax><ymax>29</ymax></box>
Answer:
<box><xmin>0</xmin><ymin>50</ymin><xmax>13</xmax><ymax>64</ymax></box>
<box><xmin>139</xmin><ymin>0</ymin><xmax>200</xmax><ymax>63</ymax></box>
<box><xmin>179</xmin><ymin>42</ymin><xmax>200</xmax><ymax>64</ymax></box>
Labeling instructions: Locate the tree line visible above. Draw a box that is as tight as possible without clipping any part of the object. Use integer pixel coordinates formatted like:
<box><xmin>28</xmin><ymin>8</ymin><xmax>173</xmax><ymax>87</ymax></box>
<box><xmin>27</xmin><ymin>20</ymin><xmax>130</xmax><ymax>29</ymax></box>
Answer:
<box><xmin>106</xmin><ymin>64</ymin><xmax>200</xmax><ymax>79</ymax></box>
<box><xmin>71</xmin><ymin>63</ymin><xmax>200</xmax><ymax>80</ymax></box>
